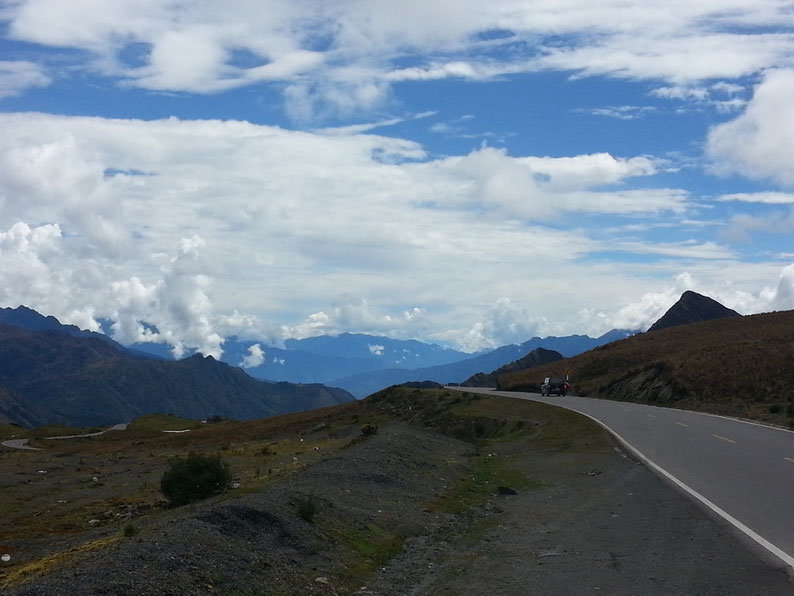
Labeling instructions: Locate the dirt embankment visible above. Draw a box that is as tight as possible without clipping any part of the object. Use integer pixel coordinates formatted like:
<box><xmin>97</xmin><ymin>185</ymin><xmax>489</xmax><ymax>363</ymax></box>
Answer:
<box><xmin>3</xmin><ymin>389</ymin><xmax>792</xmax><ymax>595</ymax></box>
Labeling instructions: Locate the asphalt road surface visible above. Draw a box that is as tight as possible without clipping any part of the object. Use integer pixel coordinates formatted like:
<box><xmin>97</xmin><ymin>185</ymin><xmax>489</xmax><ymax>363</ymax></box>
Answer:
<box><xmin>454</xmin><ymin>387</ymin><xmax>794</xmax><ymax>575</ymax></box>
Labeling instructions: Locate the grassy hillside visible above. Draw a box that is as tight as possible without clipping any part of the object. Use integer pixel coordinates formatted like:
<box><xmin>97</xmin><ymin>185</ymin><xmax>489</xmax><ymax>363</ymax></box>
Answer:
<box><xmin>498</xmin><ymin>310</ymin><xmax>794</xmax><ymax>426</ymax></box>
<box><xmin>1</xmin><ymin>388</ymin><xmax>612</xmax><ymax>594</ymax></box>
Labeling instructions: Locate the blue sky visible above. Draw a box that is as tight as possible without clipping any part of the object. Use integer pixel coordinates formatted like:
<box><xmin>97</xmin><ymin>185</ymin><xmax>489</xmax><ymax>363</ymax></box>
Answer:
<box><xmin>1</xmin><ymin>1</ymin><xmax>794</xmax><ymax>358</ymax></box>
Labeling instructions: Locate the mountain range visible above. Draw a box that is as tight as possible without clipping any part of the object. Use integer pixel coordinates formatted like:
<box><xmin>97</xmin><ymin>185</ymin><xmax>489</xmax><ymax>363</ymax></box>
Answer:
<box><xmin>0</xmin><ymin>312</ymin><xmax>353</xmax><ymax>427</ymax></box>
<box><xmin>122</xmin><ymin>317</ymin><xmax>634</xmax><ymax>397</ymax></box>
<box><xmin>0</xmin><ymin>305</ymin><xmax>638</xmax><ymax>423</ymax></box>
<box><xmin>4</xmin><ymin>291</ymin><xmax>734</xmax><ymax>428</ymax></box>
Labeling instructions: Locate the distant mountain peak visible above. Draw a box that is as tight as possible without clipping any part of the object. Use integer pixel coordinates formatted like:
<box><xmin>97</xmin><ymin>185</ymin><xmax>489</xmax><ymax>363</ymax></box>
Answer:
<box><xmin>648</xmin><ymin>291</ymin><xmax>741</xmax><ymax>332</ymax></box>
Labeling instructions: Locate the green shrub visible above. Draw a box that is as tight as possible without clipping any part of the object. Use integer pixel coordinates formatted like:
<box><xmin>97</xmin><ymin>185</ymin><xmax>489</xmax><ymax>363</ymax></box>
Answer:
<box><xmin>123</xmin><ymin>523</ymin><xmax>139</xmax><ymax>538</ymax></box>
<box><xmin>296</xmin><ymin>496</ymin><xmax>317</xmax><ymax>523</ymax></box>
<box><xmin>769</xmin><ymin>403</ymin><xmax>783</xmax><ymax>414</ymax></box>
<box><xmin>361</xmin><ymin>423</ymin><xmax>378</xmax><ymax>436</ymax></box>
<box><xmin>160</xmin><ymin>453</ymin><xmax>231</xmax><ymax>507</ymax></box>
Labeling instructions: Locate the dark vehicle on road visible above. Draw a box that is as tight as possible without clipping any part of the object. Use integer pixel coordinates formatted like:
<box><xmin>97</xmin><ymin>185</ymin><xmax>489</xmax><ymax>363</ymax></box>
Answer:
<box><xmin>541</xmin><ymin>377</ymin><xmax>569</xmax><ymax>396</ymax></box>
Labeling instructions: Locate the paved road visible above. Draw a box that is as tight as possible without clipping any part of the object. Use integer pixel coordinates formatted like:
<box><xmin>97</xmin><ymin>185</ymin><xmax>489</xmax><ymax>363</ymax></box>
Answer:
<box><xmin>454</xmin><ymin>387</ymin><xmax>794</xmax><ymax>574</ymax></box>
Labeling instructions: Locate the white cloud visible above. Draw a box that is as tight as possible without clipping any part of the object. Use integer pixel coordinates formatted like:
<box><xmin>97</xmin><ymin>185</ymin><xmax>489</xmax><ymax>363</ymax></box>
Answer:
<box><xmin>286</xmin><ymin>297</ymin><xmax>430</xmax><ymax>341</ymax></box>
<box><xmin>4</xmin><ymin>1</ymin><xmax>794</xmax><ymax>116</ymax></box>
<box><xmin>581</xmin><ymin>262</ymin><xmax>794</xmax><ymax>334</ymax></box>
<box><xmin>589</xmin><ymin>106</ymin><xmax>656</xmax><ymax>120</ymax></box>
<box><xmin>707</xmin><ymin>69</ymin><xmax>794</xmax><ymax>188</ymax></box>
<box><xmin>0</xmin><ymin>60</ymin><xmax>51</xmax><ymax>97</ymax></box>
<box><xmin>432</xmin><ymin>148</ymin><xmax>674</xmax><ymax>221</ymax></box>
<box><xmin>581</xmin><ymin>272</ymin><xmax>698</xmax><ymax>333</ymax></box>
<box><xmin>0</xmin><ymin>111</ymin><xmax>781</xmax><ymax>353</ymax></box>
<box><xmin>766</xmin><ymin>264</ymin><xmax>794</xmax><ymax>309</ymax></box>
<box><xmin>718</xmin><ymin>192</ymin><xmax>794</xmax><ymax>204</ymax></box>
<box><xmin>452</xmin><ymin>297</ymin><xmax>547</xmax><ymax>352</ymax></box>
<box><xmin>241</xmin><ymin>343</ymin><xmax>265</xmax><ymax>368</ymax></box>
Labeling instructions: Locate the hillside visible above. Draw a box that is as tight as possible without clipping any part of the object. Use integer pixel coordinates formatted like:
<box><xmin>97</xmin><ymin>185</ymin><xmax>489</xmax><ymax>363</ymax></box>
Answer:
<box><xmin>0</xmin><ymin>324</ymin><xmax>353</xmax><ymax>427</ymax></box>
<box><xmin>2</xmin><ymin>387</ymin><xmax>788</xmax><ymax>595</ymax></box>
<box><xmin>498</xmin><ymin>309</ymin><xmax>794</xmax><ymax>426</ymax></box>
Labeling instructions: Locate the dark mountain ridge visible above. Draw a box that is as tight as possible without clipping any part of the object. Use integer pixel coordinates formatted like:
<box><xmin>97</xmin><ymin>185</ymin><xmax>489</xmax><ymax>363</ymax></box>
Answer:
<box><xmin>648</xmin><ymin>290</ymin><xmax>741</xmax><ymax>332</ymax></box>
<box><xmin>0</xmin><ymin>321</ymin><xmax>353</xmax><ymax>427</ymax></box>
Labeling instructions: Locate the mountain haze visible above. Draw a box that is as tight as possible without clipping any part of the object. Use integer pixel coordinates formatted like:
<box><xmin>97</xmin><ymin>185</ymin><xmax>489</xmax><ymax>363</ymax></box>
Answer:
<box><xmin>331</xmin><ymin>331</ymin><xmax>631</xmax><ymax>397</ymax></box>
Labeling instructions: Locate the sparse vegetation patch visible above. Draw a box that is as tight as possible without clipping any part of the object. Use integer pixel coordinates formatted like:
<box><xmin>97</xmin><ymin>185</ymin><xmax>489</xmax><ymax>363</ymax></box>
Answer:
<box><xmin>160</xmin><ymin>453</ymin><xmax>231</xmax><ymax>507</ymax></box>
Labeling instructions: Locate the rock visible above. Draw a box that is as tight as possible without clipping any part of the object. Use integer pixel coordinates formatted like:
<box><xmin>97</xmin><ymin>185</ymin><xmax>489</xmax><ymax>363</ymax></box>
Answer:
<box><xmin>497</xmin><ymin>486</ymin><xmax>517</xmax><ymax>495</ymax></box>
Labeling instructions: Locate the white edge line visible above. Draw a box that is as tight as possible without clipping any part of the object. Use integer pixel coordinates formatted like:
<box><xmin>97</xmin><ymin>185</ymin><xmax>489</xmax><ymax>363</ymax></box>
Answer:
<box><xmin>452</xmin><ymin>387</ymin><xmax>794</xmax><ymax>573</ymax></box>
<box><xmin>575</xmin><ymin>409</ymin><xmax>794</xmax><ymax>576</ymax></box>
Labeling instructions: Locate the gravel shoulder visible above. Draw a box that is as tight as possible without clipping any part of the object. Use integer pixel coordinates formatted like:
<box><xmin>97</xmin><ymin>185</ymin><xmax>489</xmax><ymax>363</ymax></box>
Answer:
<box><xmin>3</xmin><ymin>389</ymin><xmax>792</xmax><ymax>595</ymax></box>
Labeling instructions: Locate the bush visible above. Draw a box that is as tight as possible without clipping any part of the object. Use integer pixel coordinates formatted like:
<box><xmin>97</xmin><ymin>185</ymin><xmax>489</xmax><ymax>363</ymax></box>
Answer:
<box><xmin>361</xmin><ymin>423</ymin><xmax>379</xmax><ymax>436</ymax></box>
<box><xmin>160</xmin><ymin>453</ymin><xmax>231</xmax><ymax>507</ymax></box>
<box><xmin>296</xmin><ymin>496</ymin><xmax>317</xmax><ymax>523</ymax></box>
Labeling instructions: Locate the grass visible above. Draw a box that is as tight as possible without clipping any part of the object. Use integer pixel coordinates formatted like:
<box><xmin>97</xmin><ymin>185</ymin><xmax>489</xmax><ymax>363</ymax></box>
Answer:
<box><xmin>336</xmin><ymin>522</ymin><xmax>404</xmax><ymax>577</ymax></box>
<box><xmin>428</xmin><ymin>454</ymin><xmax>545</xmax><ymax>515</ymax></box>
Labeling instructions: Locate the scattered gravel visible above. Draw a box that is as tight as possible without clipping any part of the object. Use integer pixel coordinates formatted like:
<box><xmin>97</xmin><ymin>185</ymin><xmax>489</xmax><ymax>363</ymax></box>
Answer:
<box><xmin>4</xmin><ymin>418</ymin><xmax>792</xmax><ymax>595</ymax></box>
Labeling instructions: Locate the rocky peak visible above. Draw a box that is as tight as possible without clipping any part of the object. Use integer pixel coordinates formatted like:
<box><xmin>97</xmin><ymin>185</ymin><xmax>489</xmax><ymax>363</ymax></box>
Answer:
<box><xmin>648</xmin><ymin>290</ymin><xmax>740</xmax><ymax>332</ymax></box>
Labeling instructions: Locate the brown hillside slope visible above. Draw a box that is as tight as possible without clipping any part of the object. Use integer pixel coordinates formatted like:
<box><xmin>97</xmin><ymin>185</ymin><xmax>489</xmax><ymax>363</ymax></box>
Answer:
<box><xmin>498</xmin><ymin>309</ymin><xmax>794</xmax><ymax>425</ymax></box>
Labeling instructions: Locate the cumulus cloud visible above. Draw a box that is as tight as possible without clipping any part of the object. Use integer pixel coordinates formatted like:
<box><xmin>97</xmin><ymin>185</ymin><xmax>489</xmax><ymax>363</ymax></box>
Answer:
<box><xmin>765</xmin><ymin>264</ymin><xmax>794</xmax><ymax>309</ymax></box>
<box><xmin>443</xmin><ymin>298</ymin><xmax>547</xmax><ymax>353</ymax></box>
<box><xmin>0</xmin><ymin>111</ymin><xmax>779</xmax><ymax>353</ymax></box>
<box><xmin>241</xmin><ymin>343</ymin><xmax>265</xmax><ymax>368</ymax></box>
<box><xmin>707</xmin><ymin>69</ymin><xmax>794</xmax><ymax>188</ymax></box>
<box><xmin>109</xmin><ymin>235</ymin><xmax>224</xmax><ymax>359</ymax></box>
<box><xmin>582</xmin><ymin>262</ymin><xmax>794</xmax><ymax>334</ymax></box>
<box><xmin>286</xmin><ymin>296</ymin><xmax>429</xmax><ymax>341</ymax></box>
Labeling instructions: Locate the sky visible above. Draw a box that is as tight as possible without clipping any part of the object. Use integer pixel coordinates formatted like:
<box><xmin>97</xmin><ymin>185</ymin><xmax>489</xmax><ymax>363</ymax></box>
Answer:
<box><xmin>1</xmin><ymin>1</ymin><xmax>794</xmax><ymax>358</ymax></box>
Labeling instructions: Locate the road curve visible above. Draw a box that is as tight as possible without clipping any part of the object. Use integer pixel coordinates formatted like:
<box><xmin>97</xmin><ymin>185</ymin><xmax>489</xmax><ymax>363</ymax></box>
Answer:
<box><xmin>453</xmin><ymin>387</ymin><xmax>794</xmax><ymax>575</ymax></box>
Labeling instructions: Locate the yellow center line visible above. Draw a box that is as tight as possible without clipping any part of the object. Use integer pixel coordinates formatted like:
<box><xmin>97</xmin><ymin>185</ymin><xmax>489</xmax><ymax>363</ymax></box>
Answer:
<box><xmin>713</xmin><ymin>434</ymin><xmax>736</xmax><ymax>444</ymax></box>
<box><xmin>675</xmin><ymin>422</ymin><xmax>689</xmax><ymax>427</ymax></box>
<box><xmin>785</xmin><ymin>457</ymin><xmax>794</xmax><ymax>464</ymax></box>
